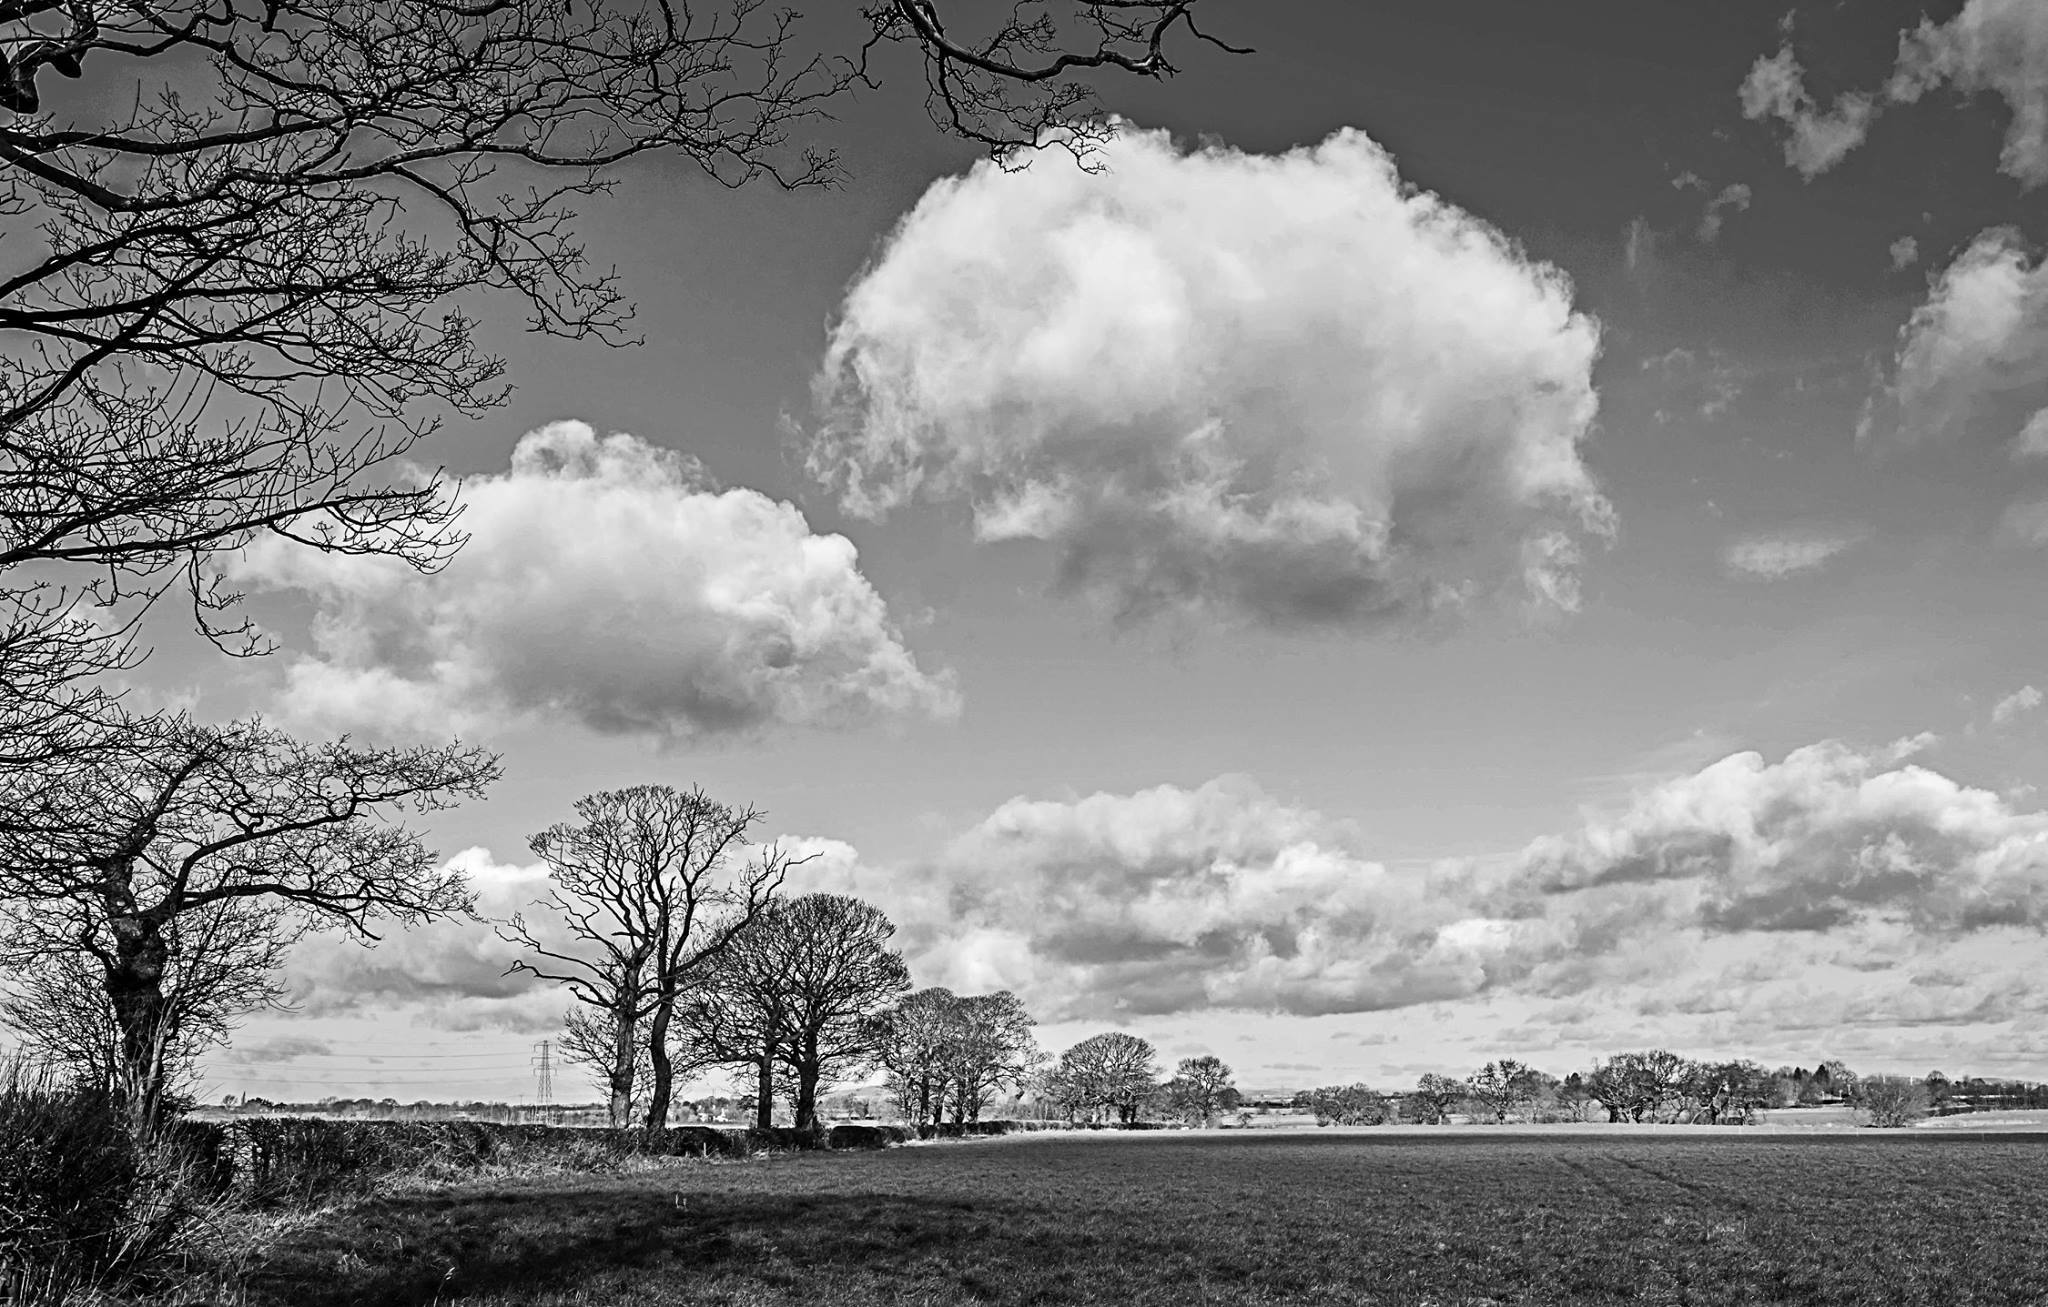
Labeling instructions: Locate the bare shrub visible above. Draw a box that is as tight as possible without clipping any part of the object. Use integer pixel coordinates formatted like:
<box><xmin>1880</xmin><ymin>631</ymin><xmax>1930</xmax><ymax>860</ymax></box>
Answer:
<box><xmin>1861</xmin><ymin>1075</ymin><xmax>1931</xmax><ymax>1129</ymax></box>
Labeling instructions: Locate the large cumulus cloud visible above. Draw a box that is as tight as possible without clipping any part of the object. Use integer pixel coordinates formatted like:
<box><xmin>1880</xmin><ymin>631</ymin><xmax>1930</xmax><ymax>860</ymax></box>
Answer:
<box><xmin>1860</xmin><ymin>229</ymin><xmax>2048</xmax><ymax>452</ymax></box>
<box><xmin>798</xmin><ymin>744</ymin><xmax>2048</xmax><ymax>1027</ymax></box>
<box><xmin>902</xmin><ymin>777</ymin><xmax>1511</xmax><ymax>1018</ymax></box>
<box><xmin>805</xmin><ymin>124</ymin><xmax>1612</xmax><ymax>630</ymax></box>
<box><xmin>1517</xmin><ymin>739</ymin><xmax>2048</xmax><ymax>937</ymax></box>
<box><xmin>271</xmin><ymin>744</ymin><xmax>2048</xmax><ymax>1065</ymax></box>
<box><xmin>236</xmin><ymin>421</ymin><xmax>957</xmax><ymax>739</ymax></box>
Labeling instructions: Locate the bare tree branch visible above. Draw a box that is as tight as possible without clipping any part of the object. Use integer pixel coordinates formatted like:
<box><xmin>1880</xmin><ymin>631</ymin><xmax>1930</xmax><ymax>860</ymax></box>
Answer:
<box><xmin>497</xmin><ymin>784</ymin><xmax>790</xmax><ymax>1128</ymax></box>
<box><xmin>0</xmin><ymin>712</ymin><xmax>496</xmax><ymax>1134</ymax></box>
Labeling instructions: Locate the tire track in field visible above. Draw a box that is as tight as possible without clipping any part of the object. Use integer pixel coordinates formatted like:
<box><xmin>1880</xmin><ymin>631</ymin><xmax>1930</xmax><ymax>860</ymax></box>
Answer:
<box><xmin>1553</xmin><ymin>1149</ymin><xmax>1735</xmax><ymax>1210</ymax></box>
<box><xmin>1600</xmin><ymin>1150</ymin><xmax>1737</xmax><ymax>1208</ymax></box>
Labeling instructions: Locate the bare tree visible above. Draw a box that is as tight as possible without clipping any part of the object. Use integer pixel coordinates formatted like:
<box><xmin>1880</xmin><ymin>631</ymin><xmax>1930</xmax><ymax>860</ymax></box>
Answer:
<box><xmin>558</xmin><ymin>1006</ymin><xmax>651</xmax><ymax>1118</ymax></box>
<box><xmin>1589</xmin><ymin>1050</ymin><xmax>1694</xmax><ymax>1124</ymax></box>
<box><xmin>681</xmin><ymin>893</ymin><xmax>908</xmax><ymax>1133</ymax></box>
<box><xmin>501</xmin><ymin>785</ymin><xmax>787</xmax><ymax>1129</ymax></box>
<box><xmin>1407</xmin><ymin>1073</ymin><xmax>1465</xmax><ymax>1126</ymax></box>
<box><xmin>1681</xmin><ymin>1059</ymin><xmax>1776</xmax><ymax>1126</ymax></box>
<box><xmin>1162</xmin><ymin>1054</ymin><xmax>1234</xmax><ymax>1125</ymax></box>
<box><xmin>0</xmin><ymin>714</ymin><xmax>495</xmax><ymax>1134</ymax></box>
<box><xmin>1860</xmin><ymin>1075</ymin><xmax>1931</xmax><ymax>1128</ymax></box>
<box><xmin>2</xmin><ymin>895</ymin><xmax>294</xmax><ymax>1101</ymax></box>
<box><xmin>1465</xmin><ymin>1059</ymin><xmax>1544</xmax><ymax>1124</ymax></box>
<box><xmin>871</xmin><ymin>985</ymin><xmax>959</xmax><ymax>1129</ymax></box>
<box><xmin>1306</xmin><ymin>1084</ymin><xmax>1390</xmax><ymax>1127</ymax></box>
<box><xmin>941</xmin><ymin>991</ymin><xmax>1039</xmax><ymax>1125</ymax></box>
<box><xmin>1052</xmin><ymin>1031</ymin><xmax>1158</xmax><ymax>1124</ymax></box>
<box><xmin>863</xmin><ymin>1</ymin><xmax>1251</xmax><ymax>160</ymax></box>
<box><xmin>673</xmin><ymin>926</ymin><xmax>787</xmax><ymax>1129</ymax></box>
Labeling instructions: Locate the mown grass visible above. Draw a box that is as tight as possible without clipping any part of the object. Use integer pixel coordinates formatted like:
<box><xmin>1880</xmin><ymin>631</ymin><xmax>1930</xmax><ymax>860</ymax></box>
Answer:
<box><xmin>238</xmin><ymin>1131</ymin><xmax>2048</xmax><ymax>1306</ymax></box>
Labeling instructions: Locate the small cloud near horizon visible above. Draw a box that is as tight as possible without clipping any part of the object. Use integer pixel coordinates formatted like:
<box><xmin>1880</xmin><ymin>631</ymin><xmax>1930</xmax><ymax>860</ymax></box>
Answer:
<box><xmin>1722</xmin><ymin>530</ymin><xmax>1864</xmax><ymax>580</ymax></box>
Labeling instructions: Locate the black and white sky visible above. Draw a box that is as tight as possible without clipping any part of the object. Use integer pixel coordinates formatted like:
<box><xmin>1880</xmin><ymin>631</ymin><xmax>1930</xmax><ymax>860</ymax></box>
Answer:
<box><xmin>161</xmin><ymin>0</ymin><xmax>2048</xmax><ymax>1099</ymax></box>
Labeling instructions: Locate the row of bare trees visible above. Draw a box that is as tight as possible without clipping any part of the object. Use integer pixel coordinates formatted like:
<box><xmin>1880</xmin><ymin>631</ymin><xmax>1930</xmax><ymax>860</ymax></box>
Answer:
<box><xmin>1306</xmin><ymin>1053</ymin><xmax>1977</xmax><ymax>1128</ymax></box>
<box><xmin>497</xmin><ymin>788</ymin><xmax>919</xmax><ymax>1132</ymax></box>
<box><xmin>1035</xmin><ymin>1032</ymin><xmax>1240</xmax><ymax>1125</ymax></box>
<box><xmin>0</xmin><ymin>0</ymin><xmax>1240</xmax><ymax>1142</ymax></box>
<box><xmin>870</xmin><ymin>988</ymin><xmax>1039</xmax><ymax>1127</ymax></box>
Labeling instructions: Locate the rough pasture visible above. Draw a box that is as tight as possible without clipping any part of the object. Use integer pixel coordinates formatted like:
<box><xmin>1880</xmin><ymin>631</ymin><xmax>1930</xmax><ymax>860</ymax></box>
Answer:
<box><xmin>244</xmin><ymin>1131</ymin><xmax>2048</xmax><ymax>1306</ymax></box>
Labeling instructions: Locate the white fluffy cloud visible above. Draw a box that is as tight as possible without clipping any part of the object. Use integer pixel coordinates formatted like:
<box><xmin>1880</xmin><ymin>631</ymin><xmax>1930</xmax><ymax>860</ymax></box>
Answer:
<box><xmin>1992</xmin><ymin>684</ymin><xmax>2044</xmax><ymax>726</ymax></box>
<box><xmin>1517</xmin><ymin>739</ymin><xmax>2048</xmax><ymax>937</ymax></box>
<box><xmin>806</xmin><ymin>124</ymin><xmax>1612</xmax><ymax>630</ymax></box>
<box><xmin>285</xmin><ymin>849</ymin><xmax>561</xmax><ymax>1031</ymax></box>
<box><xmin>794</xmin><ymin>742</ymin><xmax>2048</xmax><ymax>1028</ymax></box>
<box><xmin>1722</xmin><ymin>529</ymin><xmax>1862</xmax><ymax>580</ymax></box>
<box><xmin>280</xmin><ymin>742</ymin><xmax>2048</xmax><ymax>1055</ymax></box>
<box><xmin>1889</xmin><ymin>0</ymin><xmax>2048</xmax><ymax>188</ymax></box>
<box><xmin>892</xmin><ymin>777</ymin><xmax>1513</xmax><ymax>1018</ymax></box>
<box><xmin>1743</xmin><ymin>2</ymin><xmax>2048</xmax><ymax>188</ymax></box>
<box><xmin>236</xmin><ymin>421</ymin><xmax>957</xmax><ymax>739</ymax></box>
<box><xmin>1738</xmin><ymin>47</ymin><xmax>1878</xmax><ymax>178</ymax></box>
<box><xmin>1861</xmin><ymin>228</ymin><xmax>2048</xmax><ymax>451</ymax></box>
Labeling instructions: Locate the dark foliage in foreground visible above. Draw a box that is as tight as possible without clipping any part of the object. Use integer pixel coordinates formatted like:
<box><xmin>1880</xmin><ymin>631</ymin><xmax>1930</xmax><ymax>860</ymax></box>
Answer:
<box><xmin>0</xmin><ymin>1075</ymin><xmax>139</xmax><ymax>1278</ymax></box>
<box><xmin>3</xmin><ymin>1090</ymin><xmax>935</xmax><ymax>1300</ymax></box>
<box><xmin>0</xmin><ymin>1071</ymin><xmax>230</xmax><ymax>1301</ymax></box>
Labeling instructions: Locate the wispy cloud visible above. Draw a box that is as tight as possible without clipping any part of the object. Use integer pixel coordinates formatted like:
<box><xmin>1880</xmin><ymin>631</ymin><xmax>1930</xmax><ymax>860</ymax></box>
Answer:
<box><xmin>1722</xmin><ymin>530</ymin><xmax>1864</xmax><ymax>579</ymax></box>
<box><xmin>1641</xmin><ymin>346</ymin><xmax>1744</xmax><ymax>422</ymax></box>
<box><xmin>1992</xmin><ymin>685</ymin><xmax>2043</xmax><ymax>726</ymax></box>
<box><xmin>1741</xmin><ymin>0</ymin><xmax>2048</xmax><ymax>189</ymax></box>
<box><xmin>1696</xmin><ymin>183</ymin><xmax>1752</xmax><ymax>243</ymax></box>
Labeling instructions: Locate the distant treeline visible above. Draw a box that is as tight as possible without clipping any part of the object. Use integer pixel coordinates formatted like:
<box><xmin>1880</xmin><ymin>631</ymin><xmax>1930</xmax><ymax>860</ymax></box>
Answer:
<box><xmin>1297</xmin><ymin>1054</ymin><xmax>2048</xmax><ymax>1128</ymax></box>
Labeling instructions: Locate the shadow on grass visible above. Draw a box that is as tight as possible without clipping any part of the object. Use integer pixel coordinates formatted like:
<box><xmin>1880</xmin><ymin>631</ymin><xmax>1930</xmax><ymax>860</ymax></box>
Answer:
<box><xmin>245</xmin><ymin>1182</ymin><xmax>1062</xmax><ymax>1307</ymax></box>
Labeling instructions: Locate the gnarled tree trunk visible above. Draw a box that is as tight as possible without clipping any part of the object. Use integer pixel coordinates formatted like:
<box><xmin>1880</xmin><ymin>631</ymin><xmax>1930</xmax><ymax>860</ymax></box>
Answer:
<box><xmin>643</xmin><ymin>998</ymin><xmax>674</xmax><ymax>1130</ymax></box>
<box><xmin>105</xmin><ymin>913</ymin><xmax>171</xmax><ymax>1138</ymax></box>
<box><xmin>606</xmin><ymin>976</ymin><xmax>640</xmax><ymax>1128</ymax></box>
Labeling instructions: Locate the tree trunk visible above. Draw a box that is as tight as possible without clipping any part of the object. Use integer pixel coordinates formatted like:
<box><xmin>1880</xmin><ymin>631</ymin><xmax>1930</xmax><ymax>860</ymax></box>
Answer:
<box><xmin>754</xmin><ymin>1043</ymin><xmax>774</xmax><ymax>1128</ymax></box>
<box><xmin>105</xmin><ymin>908</ymin><xmax>171</xmax><ymax>1139</ymax></box>
<box><xmin>794</xmin><ymin>1057</ymin><xmax>821</xmax><ymax>1133</ymax></box>
<box><xmin>916</xmin><ymin>1073</ymin><xmax>930</xmax><ymax>1129</ymax></box>
<box><xmin>643</xmin><ymin>996</ymin><xmax>673</xmax><ymax>1130</ymax></box>
<box><xmin>606</xmin><ymin>993</ymin><xmax>639</xmax><ymax>1129</ymax></box>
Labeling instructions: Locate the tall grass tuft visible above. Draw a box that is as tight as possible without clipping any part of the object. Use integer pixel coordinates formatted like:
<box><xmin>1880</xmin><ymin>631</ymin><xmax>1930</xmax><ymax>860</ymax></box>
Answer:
<box><xmin>0</xmin><ymin>1057</ymin><xmax>238</xmax><ymax>1304</ymax></box>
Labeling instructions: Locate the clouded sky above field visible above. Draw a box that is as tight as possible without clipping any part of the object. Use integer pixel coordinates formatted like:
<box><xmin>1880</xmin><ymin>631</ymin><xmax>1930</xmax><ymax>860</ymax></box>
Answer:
<box><xmin>155</xmin><ymin>0</ymin><xmax>2048</xmax><ymax>1100</ymax></box>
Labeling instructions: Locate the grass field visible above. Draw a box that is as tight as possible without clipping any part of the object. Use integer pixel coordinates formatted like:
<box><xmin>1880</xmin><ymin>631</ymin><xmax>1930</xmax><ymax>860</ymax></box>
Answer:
<box><xmin>240</xmin><ymin>1131</ymin><xmax>2048</xmax><ymax>1306</ymax></box>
